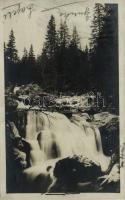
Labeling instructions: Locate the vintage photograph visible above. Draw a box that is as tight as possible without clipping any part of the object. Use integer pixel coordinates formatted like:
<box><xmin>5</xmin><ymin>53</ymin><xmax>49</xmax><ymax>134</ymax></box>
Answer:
<box><xmin>2</xmin><ymin>0</ymin><xmax>120</xmax><ymax>194</ymax></box>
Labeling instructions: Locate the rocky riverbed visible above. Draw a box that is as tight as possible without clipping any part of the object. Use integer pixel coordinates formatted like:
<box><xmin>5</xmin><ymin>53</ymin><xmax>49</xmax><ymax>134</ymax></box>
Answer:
<box><xmin>5</xmin><ymin>84</ymin><xmax>120</xmax><ymax>193</ymax></box>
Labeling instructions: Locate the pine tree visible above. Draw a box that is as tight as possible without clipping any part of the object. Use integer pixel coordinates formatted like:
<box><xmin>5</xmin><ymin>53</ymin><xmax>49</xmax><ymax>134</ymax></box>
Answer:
<box><xmin>19</xmin><ymin>48</ymin><xmax>29</xmax><ymax>84</ymax></box>
<box><xmin>27</xmin><ymin>44</ymin><xmax>36</xmax><ymax>82</ymax></box>
<box><xmin>100</xmin><ymin>4</ymin><xmax>119</xmax><ymax>108</ymax></box>
<box><xmin>89</xmin><ymin>4</ymin><xmax>118</xmax><ymax>109</ymax></box>
<box><xmin>45</xmin><ymin>15</ymin><xmax>58</xmax><ymax>58</ymax></box>
<box><xmin>5</xmin><ymin>29</ymin><xmax>19</xmax><ymax>84</ymax></box>
<box><xmin>70</xmin><ymin>26</ymin><xmax>80</xmax><ymax>48</ymax></box>
<box><xmin>22</xmin><ymin>47</ymin><xmax>28</xmax><ymax>62</ymax></box>
<box><xmin>85</xmin><ymin>45</ymin><xmax>88</xmax><ymax>54</ymax></box>
<box><xmin>28</xmin><ymin>44</ymin><xmax>35</xmax><ymax>63</ymax></box>
<box><xmin>41</xmin><ymin>15</ymin><xmax>58</xmax><ymax>91</ymax></box>
<box><xmin>90</xmin><ymin>3</ymin><xmax>105</xmax><ymax>50</ymax></box>
<box><xmin>37</xmin><ymin>45</ymin><xmax>49</xmax><ymax>87</ymax></box>
<box><xmin>89</xmin><ymin>3</ymin><xmax>106</xmax><ymax>90</ymax></box>
<box><xmin>58</xmin><ymin>20</ymin><xmax>70</xmax><ymax>48</ymax></box>
<box><xmin>54</xmin><ymin>20</ymin><xmax>71</xmax><ymax>91</ymax></box>
<box><xmin>6</xmin><ymin>29</ymin><xmax>19</xmax><ymax>63</ymax></box>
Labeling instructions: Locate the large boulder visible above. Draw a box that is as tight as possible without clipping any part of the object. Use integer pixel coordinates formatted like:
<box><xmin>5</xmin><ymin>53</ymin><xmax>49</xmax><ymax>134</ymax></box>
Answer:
<box><xmin>93</xmin><ymin>112</ymin><xmax>119</xmax><ymax>156</ymax></box>
<box><xmin>51</xmin><ymin>155</ymin><xmax>102</xmax><ymax>192</ymax></box>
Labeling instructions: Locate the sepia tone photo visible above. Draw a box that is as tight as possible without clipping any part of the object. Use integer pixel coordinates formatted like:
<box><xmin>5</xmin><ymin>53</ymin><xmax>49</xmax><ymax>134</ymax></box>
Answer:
<box><xmin>1</xmin><ymin>0</ymin><xmax>124</xmax><ymax>197</ymax></box>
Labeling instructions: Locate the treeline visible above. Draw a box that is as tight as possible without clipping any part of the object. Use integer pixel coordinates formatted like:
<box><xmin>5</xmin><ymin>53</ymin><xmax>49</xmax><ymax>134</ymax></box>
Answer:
<box><xmin>4</xmin><ymin>18</ymin><xmax>90</xmax><ymax>92</ymax></box>
<box><xmin>4</xmin><ymin>4</ymin><xmax>118</xmax><ymax>107</ymax></box>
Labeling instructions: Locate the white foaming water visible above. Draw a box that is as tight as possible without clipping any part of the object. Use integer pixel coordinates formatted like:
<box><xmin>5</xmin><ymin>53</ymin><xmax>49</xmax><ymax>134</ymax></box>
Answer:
<box><xmin>25</xmin><ymin>111</ymin><xmax>110</xmax><ymax>171</ymax></box>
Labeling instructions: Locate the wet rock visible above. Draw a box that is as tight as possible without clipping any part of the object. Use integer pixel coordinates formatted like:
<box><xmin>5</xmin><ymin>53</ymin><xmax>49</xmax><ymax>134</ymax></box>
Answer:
<box><xmin>93</xmin><ymin>112</ymin><xmax>118</xmax><ymax>128</ymax></box>
<box><xmin>53</xmin><ymin>156</ymin><xmax>102</xmax><ymax>191</ymax></box>
<box><xmin>100</xmin><ymin>119</ymin><xmax>119</xmax><ymax>156</ymax></box>
<box><xmin>6</xmin><ymin>97</ymin><xmax>18</xmax><ymax>112</ymax></box>
<box><xmin>93</xmin><ymin>112</ymin><xmax>119</xmax><ymax>156</ymax></box>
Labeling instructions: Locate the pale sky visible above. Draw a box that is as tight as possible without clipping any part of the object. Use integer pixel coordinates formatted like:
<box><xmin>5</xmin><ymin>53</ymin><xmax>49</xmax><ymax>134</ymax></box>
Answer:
<box><xmin>2</xmin><ymin>0</ymin><xmax>94</xmax><ymax>58</ymax></box>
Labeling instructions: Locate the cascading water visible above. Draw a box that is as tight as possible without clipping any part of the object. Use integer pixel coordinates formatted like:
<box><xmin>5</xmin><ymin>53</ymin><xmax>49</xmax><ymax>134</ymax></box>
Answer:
<box><xmin>25</xmin><ymin>110</ymin><xmax>110</xmax><ymax>171</ymax></box>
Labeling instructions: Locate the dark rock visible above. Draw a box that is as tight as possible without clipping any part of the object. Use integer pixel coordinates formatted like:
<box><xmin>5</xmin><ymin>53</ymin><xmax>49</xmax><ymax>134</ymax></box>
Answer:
<box><xmin>90</xmin><ymin>112</ymin><xmax>119</xmax><ymax>156</ymax></box>
<box><xmin>6</xmin><ymin>96</ymin><xmax>18</xmax><ymax>112</ymax></box>
<box><xmin>53</xmin><ymin>156</ymin><xmax>103</xmax><ymax>189</ymax></box>
<box><xmin>99</xmin><ymin>116</ymin><xmax>119</xmax><ymax>156</ymax></box>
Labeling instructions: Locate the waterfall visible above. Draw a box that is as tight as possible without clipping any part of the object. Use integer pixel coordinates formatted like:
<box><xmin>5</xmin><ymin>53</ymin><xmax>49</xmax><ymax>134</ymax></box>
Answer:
<box><xmin>24</xmin><ymin>110</ymin><xmax>110</xmax><ymax>171</ymax></box>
